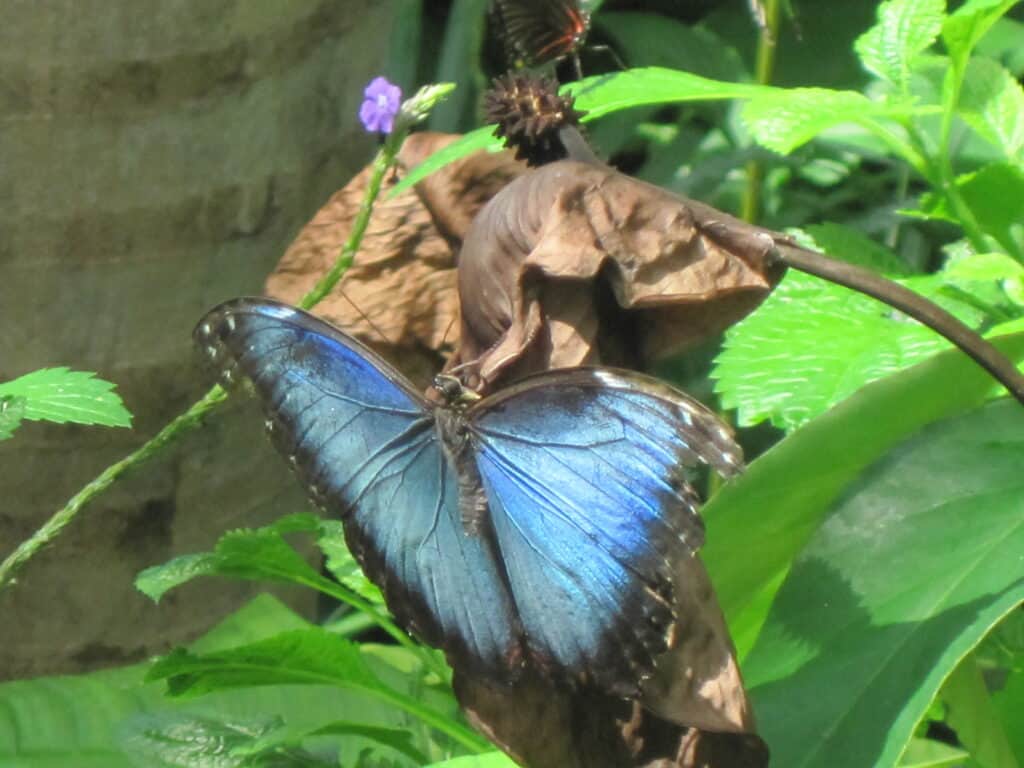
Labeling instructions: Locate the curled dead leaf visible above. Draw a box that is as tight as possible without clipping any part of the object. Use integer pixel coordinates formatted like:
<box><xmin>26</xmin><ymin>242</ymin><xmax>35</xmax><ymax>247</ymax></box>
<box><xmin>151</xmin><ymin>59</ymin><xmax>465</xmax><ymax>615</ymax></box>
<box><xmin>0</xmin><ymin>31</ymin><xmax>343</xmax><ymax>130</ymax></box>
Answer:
<box><xmin>448</xmin><ymin>159</ymin><xmax>786</xmax><ymax>392</ymax></box>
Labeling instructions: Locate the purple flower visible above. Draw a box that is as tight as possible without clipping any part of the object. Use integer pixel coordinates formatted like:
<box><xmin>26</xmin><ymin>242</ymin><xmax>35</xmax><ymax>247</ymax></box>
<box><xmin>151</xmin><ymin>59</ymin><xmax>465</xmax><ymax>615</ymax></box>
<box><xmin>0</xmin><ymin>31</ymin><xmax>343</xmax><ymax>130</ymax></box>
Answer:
<box><xmin>359</xmin><ymin>76</ymin><xmax>402</xmax><ymax>134</ymax></box>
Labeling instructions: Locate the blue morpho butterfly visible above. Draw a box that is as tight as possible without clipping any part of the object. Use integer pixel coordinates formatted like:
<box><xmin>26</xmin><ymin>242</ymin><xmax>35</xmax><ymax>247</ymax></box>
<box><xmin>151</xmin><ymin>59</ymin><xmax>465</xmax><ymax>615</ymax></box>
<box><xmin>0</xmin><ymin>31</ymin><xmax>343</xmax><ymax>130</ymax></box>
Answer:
<box><xmin>195</xmin><ymin>298</ymin><xmax>742</xmax><ymax>696</ymax></box>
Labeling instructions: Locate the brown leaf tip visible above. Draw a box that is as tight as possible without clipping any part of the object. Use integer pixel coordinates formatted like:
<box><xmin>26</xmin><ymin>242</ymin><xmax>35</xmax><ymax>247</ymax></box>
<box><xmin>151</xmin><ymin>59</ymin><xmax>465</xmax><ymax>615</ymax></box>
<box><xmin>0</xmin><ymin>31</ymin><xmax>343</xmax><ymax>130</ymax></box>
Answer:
<box><xmin>484</xmin><ymin>72</ymin><xmax>587</xmax><ymax>167</ymax></box>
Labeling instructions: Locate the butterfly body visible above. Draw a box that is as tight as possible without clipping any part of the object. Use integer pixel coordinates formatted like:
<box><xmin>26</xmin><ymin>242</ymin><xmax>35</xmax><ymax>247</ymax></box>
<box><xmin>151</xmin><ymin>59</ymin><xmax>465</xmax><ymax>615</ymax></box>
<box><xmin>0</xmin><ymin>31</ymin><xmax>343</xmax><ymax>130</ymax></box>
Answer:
<box><xmin>196</xmin><ymin>298</ymin><xmax>741</xmax><ymax>696</ymax></box>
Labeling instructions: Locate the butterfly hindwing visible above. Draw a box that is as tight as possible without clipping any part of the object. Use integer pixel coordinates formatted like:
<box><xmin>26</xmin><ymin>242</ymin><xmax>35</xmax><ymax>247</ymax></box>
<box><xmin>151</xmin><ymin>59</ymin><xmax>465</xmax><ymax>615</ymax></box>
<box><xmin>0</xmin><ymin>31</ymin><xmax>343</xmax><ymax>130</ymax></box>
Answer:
<box><xmin>194</xmin><ymin>299</ymin><xmax>522</xmax><ymax>675</ymax></box>
<box><xmin>466</xmin><ymin>369</ymin><xmax>742</xmax><ymax>694</ymax></box>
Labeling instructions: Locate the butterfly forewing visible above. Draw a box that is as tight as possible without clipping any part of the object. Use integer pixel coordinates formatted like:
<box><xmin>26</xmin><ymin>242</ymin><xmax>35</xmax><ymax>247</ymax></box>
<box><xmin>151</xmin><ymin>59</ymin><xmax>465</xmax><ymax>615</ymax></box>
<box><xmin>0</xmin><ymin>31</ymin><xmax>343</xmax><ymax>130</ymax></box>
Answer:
<box><xmin>194</xmin><ymin>299</ymin><xmax>522</xmax><ymax>675</ymax></box>
<box><xmin>466</xmin><ymin>368</ymin><xmax>742</xmax><ymax>693</ymax></box>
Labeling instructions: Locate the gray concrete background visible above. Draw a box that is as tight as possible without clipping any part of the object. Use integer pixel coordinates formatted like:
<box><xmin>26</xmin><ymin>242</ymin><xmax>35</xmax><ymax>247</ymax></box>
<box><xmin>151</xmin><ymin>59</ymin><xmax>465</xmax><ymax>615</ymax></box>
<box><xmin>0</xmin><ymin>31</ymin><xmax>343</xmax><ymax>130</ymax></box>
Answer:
<box><xmin>0</xmin><ymin>0</ymin><xmax>397</xmax><ymax>678</ymax></box>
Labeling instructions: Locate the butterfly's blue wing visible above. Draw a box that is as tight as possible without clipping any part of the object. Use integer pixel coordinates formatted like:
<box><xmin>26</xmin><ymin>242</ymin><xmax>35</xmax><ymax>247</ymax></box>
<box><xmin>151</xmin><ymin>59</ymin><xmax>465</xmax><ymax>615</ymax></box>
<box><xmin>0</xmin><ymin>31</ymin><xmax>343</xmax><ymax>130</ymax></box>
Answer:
<box><xmin>466</xmin><ymin>369</ymin><xmax>742</xmax><ymax>695</ymax></box>
<box><xmin>195</xmin><ymin>299</ymin><xmax>522</xmax><ymax>674</ymax></box>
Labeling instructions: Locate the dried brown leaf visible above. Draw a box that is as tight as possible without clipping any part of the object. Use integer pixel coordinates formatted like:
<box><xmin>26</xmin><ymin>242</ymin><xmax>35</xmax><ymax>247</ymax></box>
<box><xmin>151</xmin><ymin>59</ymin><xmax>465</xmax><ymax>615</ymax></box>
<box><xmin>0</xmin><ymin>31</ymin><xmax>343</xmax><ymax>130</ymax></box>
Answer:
<box><xmin>265</xmin><ymin>131</ymin><xmax>525</xmax><ymax>387</ymax></box>
<box><xmin>449</xmin><ymin>160</ymin><xmax>785</xmax><ymax>391</ymax></box>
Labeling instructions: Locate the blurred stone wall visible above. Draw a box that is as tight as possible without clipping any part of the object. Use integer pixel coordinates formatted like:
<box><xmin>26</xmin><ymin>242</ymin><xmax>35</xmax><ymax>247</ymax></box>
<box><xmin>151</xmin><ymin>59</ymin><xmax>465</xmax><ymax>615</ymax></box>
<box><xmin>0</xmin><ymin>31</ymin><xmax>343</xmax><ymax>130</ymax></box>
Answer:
<box><xmin>0</xmin><ymin>0</ymin><xmax>395</xmax><ymax>678</ymax></box>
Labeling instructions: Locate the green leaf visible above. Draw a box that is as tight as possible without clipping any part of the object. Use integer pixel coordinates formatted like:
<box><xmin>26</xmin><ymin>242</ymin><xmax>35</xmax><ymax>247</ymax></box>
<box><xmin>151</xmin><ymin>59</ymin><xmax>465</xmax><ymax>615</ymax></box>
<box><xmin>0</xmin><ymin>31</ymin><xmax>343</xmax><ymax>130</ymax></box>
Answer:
<box><xmin>425</xmin><ymin>755</ymin><xmax>519</xmax><ymax>768</ymax></box>
<box><xmin>147</xmin><ymin>629</ymin><xmax>378</xmax><ymax>696</ymax></box>
<box><xmin>942</xmin><ymin>0</ymin><xmax>1020</xmax><ymax>72</ymax></box>
<box><xmin>119</xmin><ymin>714</ymin><xmax>302</xmax><ymax>768</ymax></box>
<box><xmin>392</xmin><ymin>67</ymin><xmax>773</xmax><ymax>196</ymax></box>
<box><xmin>145</xmin><ymin>629</ymin><xmax>484</xmax><ymax>754</ymax></box>
<box><xmin>943</xmin><ymin>251</ymin><xmax>1024</xmax><ymax>308</ymax></box>
<box><xmin>0</xmin><ymin>395</ymin><xmax>26</xmax><ymax>440</ymax></box>
<box><xmin>929</xmin><ymin>163</ymin><xmax>1024</xmax><ymax>257</ymax></box>
<box><xmin>136</xmin><ymin>514</ymin><xmax>325</xmax><ymax>602</ymax></box>
<box><xmin>294</xmin><ymin>721</ymin><xmax>429</xmax><ymax>764</ymax></box>
<box><xmin>742</xmin><ymin>88</ymin><xmax>912</xmax><ymax>155</ymax></box>
<box><xmin>567</xmin><ymin>66</ymin><xmax>771</xmax><ymax>120</ymax></box>
<box><xmin>0</xmin><ymin>596</ymin><xmax>456</xmax><ymax>768</ymax></box>
<box><xmin>992</xmin><ymin>665</ymin><xmax>1024</xmax><ymax>761</ymax></box>
<box><xmin>899</xmin><ymin>738</ymin><xmax>970</xmax><ymax>766</ymax></box>
<box><xmin>702</xmin><ymin>332</ymin><xmax>1024</xmax><ymax>657</ymax></box>
<box><xmin>713</xmin><ymin>271</ymin><xmax>971</xmax><ymax>431</ymax></box>
<box><xmin>941</xmin><ymin>655</ymin><xmax>1021</xmax><ymax>768</ymax></box>
<box><xmin>958</xmin><ymin>56</ymin><xmax>1024</xmax><ymax>161</ymax></box>
<box><xmin>854</xmin><ymin>0</ymin><xmax>946</xmax><ymax>88</ymax></box>
<box><xmin>389</xmin><ymin>125</ymin><xmax>501</xmax><ymax>196</ymax></box>
<box><xmin>743</xmin><ymin>399</ymin><xmax>1024</xmax><ymax>768</ymax></box>
<box><xmin>318</xmin><ymin>520</ymin><xmax>385</xmax><ymax>605</ymax></box>
<box><xmin>0</xmin><ymin>367</ymin><xmax>132</xmax><ymax>427</ymax></box>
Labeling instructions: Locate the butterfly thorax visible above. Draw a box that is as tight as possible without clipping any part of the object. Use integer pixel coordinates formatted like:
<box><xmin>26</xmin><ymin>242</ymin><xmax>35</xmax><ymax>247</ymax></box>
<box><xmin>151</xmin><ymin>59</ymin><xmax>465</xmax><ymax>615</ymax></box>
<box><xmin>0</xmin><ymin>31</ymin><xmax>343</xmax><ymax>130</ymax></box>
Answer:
<box><xmin>433</xmin><ymin>406</ymin><xmax>491</xmax><ymax>537</ymax></box>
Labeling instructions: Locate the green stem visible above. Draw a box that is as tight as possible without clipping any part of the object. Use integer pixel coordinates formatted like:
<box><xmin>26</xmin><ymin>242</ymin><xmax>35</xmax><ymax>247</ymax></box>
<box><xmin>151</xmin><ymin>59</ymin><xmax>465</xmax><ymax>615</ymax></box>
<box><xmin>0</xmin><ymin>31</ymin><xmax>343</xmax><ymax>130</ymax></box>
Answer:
<box><xmin>308</xmin><ymin>573</ymin><xmax>451</xmax><ymax>682</ymax></box>
<box><xmin>0</xmin><ymin>386</ymin><xmax>227</xmax><ymax>588</ymax></box>
<box><xmin>740</xmin><ymin>0</ymin><xmax>781</xmax><ymax>224</ymax></box>
<box><xmin>934</xmin><ymin>65</ymin><xmax>997</xmax><ymax>258</ymax></box>
<box><xmin>0</xmin><ymin>135</ymin><xmax>406</xmax><ymax>591</ymax></box>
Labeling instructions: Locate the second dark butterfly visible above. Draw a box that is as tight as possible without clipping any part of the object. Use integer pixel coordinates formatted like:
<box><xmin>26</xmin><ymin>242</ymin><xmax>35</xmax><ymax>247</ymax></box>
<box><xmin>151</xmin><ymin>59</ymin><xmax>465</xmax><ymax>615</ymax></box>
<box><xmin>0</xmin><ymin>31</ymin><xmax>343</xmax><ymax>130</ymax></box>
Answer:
<box><xmin>491</xmin><ymin>0</ymin><xmax>592</xmax><ymax>74</ymax></box>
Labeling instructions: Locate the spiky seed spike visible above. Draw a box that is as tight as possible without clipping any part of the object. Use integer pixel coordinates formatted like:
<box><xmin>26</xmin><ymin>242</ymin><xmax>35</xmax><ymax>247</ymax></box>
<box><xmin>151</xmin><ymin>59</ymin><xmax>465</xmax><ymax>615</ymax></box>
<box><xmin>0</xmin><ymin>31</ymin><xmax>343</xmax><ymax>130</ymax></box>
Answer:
<box><xmin>484</xmin><ymin>72</ymin><xmax>587</xmax><ymax>166</ymax></box>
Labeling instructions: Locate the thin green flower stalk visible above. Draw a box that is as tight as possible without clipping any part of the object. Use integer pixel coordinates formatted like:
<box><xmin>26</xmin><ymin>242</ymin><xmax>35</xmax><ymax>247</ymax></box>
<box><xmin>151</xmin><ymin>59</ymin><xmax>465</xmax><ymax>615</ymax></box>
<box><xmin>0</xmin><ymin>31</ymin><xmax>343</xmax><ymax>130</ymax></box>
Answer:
<box><xmin>0</xmin><ymin>83</ymin><xmax>454</xmax><ymax>591</ymax></box>
<box><xmin>740</xmin><ymin>0</ymin><xmax>781</xmax><ymax>225</ymax></box>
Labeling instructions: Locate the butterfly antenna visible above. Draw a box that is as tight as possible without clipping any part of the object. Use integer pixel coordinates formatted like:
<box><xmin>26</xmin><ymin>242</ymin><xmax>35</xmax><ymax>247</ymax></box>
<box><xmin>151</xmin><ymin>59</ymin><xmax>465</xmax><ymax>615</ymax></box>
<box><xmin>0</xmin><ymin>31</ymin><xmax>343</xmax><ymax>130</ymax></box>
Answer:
<box><xmin>439</xmin><ymin>312</ymin><xmax>459</xmax><ymax>351</ymax></box>
<box><xmin>337</xmin><ymin>286</ymin><xmax>395</xmax><ymax>347</ymax></box>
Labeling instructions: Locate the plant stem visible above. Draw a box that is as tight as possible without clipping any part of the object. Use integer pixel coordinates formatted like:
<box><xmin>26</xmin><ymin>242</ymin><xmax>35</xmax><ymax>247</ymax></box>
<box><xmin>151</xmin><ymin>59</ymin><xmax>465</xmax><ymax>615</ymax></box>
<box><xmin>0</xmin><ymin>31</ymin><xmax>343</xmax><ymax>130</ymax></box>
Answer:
<box><xmin>308</xmin><ymin>573</ymin><xmax>452</xmax><ymax>682</ymax></box>
<box><xmin>774</xmin><ymin>242</ymin><xmax>1024</xmax><ymax>406</ymax></box>
<box><xmin>0</xmin><ymin>135</ymin><xmax>406</xmax><ymax>591</ymax></box>
<box><xmin>933</xmin><ymin>61</ymin><xmax>1007</xmax><ymax>259</ymax></box>
<box><xmin>740</xmin><ymin>0</ymin><xmax>781</xmax><ymax>224</ymax></box>
<box><xmin>0</xmin><ymin>386</ymin><xmax>227</xmax><ymax>589</ymax></box>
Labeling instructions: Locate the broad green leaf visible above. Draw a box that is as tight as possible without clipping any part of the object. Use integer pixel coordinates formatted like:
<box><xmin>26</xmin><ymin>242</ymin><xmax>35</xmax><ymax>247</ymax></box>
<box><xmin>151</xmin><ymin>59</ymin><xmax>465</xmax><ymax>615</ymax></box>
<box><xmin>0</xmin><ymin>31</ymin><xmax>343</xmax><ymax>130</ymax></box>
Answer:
<box><xmin>899</xmin><ymin>738</ymin><xmax>970</xmax><ymax>766</ymax></box>
<box><xmin>0</xmin><ymin>395</ymin><xmax>25</xmax><ymax>440</ymax></box>
<box><xmin>942</xmin><ymin>0</ymin><xmax>1020</xmax><ymax>72</ymax></box>
<box><xmin>136</xmin><ymin>514</ymin><xmax>325</xmax><ymax>602</ymax></box>
<box><xmin>0</xmin><ymin>367</ymin><xmax>132</xmax><ymax>427</ymax></box>
<box><xmin>992</xmin><ymin>666</ymin><xmax>1024</xmax><ymax>761</ymax></box>
<box><xmin>712</xmin><ymin>270</ymin><xmax>980</xmax><ymax>431</ymax></box>
<box><xmin>943</xmin><ymin>251</ymin><xmax>1024</xmax><ymax>308</ymax></box>
<box><xmin>148</xmin><ymin>629</ymin><xmax>378</xmax><ymax>696</ymax></box>
<box><xmin>975</xmin><ymin>607</ymin><xmax>1024</xmax><ymax>671</ymax></box>
<box><xmin>119</xmin><ymin>714</ymin><xmax>303</xmax><ymax>768</ymax></box>
<box><xmin>567</xmin><ymin>67</ymin><xmax>770</xmax><ymax>119</ymax></box>
<box><xmin>742</xmin><ymin>88</ymin><xmax>912</xmax><ymax>155</ymax></box>
<box><xmin>147</xmin><ymin>628</ymin><xmax>486</xmax><ymax>753</ymax></box>
<box><xmin>703</xmin><ymin>332</ymin><xmax>1024</xmax><ymax>656</ymax></box>
<box><xmin>425</xmin><ymin>755</ymin><xmax>519</xmax><ymax>768</ymax></box>
<box><xmin>958</xmin><ymin>57</ymin><xmax>1024</xmax><ymax>160</ymax></box>
<box><xmin>941</xmin><ymin>655</ymin><xmax>1021</xmax><ymax>768</ymax></box>
<box><xmin>854</xmin><ymin>0</ymin><xmax>946</xmax><ymax>88</ymax></box>
<box><xmin>975</xmin><ymin>17</ymin><xmax>1024</xmax><ymax>75</ymax></box>
<box><xmin>390</xmin><ymin>126</ymin><xmax>501</xmax><ymax>196</ymax></box>
<box><xmin>0</xmin><ymin>596</ymin><xmax>457</xmax><ymax>768</ymax></box>
<box><xmin>745</xmin><ymin>399</ymin><xmax>1024</xmax><ymax>768</ymax></box>
<box><xmin>928</xmin><ymin>163</ymin><xmax>1024</xmax><ymax>257</ymax></box>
